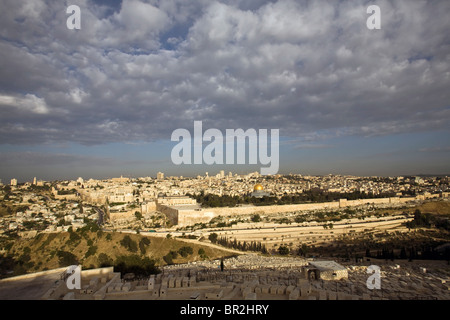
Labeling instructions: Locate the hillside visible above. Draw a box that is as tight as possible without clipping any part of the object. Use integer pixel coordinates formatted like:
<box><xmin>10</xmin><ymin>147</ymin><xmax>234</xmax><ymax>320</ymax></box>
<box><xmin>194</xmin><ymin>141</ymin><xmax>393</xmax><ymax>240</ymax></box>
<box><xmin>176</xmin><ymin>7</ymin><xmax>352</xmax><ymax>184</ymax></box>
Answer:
<box><xmin>0</xmin><ymin>229</ymin><xmax>235</xmax><ymax>279</ymax></box>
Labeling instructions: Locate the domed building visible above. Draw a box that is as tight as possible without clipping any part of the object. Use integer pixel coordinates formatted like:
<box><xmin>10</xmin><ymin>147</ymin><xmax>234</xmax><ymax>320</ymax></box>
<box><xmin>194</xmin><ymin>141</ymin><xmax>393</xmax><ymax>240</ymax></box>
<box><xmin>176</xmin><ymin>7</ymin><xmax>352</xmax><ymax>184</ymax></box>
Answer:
<box><xmin>254</xmin><ymin>184</ymin><xmax>264</xmax><ymax>191</ymax></box>
<box><xmin>250</xmin><ymin>183</ymin><xmax>271</xmax><ymax>198</ymax></box>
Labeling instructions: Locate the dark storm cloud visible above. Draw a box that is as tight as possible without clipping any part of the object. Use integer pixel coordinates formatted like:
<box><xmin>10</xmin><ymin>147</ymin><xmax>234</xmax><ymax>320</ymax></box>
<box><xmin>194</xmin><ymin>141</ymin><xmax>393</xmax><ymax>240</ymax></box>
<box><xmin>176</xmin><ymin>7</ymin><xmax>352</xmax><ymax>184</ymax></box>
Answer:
<box><xmin>0</xmin><ymin>0</ymin><xmax>449</xmax><ymax>147</ymax></box>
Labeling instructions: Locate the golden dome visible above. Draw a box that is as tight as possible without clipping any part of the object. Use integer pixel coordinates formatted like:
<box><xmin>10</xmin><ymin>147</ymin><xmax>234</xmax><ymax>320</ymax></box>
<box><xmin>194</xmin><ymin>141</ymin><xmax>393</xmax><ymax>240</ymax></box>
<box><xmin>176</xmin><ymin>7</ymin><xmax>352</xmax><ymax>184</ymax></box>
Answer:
<box><xmin>254</xmin><ymin>184</ymin><xmax>264</xmax><ymax>191</ymax></box>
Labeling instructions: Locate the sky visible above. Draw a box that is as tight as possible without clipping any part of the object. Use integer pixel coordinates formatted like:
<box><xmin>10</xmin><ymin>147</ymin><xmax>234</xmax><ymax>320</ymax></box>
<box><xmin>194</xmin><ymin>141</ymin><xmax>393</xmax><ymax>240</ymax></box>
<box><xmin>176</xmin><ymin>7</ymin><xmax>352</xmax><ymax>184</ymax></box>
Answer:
<box><xmin>0</xmin><ymin>0</ymin><xmax>449</xmax><ymax>182</ymax></box>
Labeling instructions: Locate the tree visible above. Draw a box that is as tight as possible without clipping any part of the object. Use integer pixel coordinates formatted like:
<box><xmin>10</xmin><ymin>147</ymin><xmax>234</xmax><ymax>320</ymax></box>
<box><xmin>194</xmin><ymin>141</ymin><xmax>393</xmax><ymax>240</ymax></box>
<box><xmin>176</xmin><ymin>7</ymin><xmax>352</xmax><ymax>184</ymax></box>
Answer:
<box><xmin>261</xmin><ymin>244</ymin><xmax>268</xmax><ymax>254</ymax></box>
<box><xmin>135</xmin><ymin>211</ymin><xmax>142</xmax><ymax>220</ymax></box>
<box><xmin>208</xmin><ymin>233</ymin><xmax>218</xmax><ymax>243</ymax></box>
<box><xmin>85</xmin><ymin>245</ymin><xmax>97</xmax><ymax>258</ymax></box>
<box><xmin>278</xmin><ymin>245</ymin><xmax>290</xmax><ymax>255</ymax></box>
<box><xmin>298</xmin><ymin>244</ymin><xmax>309</xmax><ymax>257</ymax></box>
<box><xmin>139</xmin><ymin>241</ymin><xmax>146</xmax><ymax>255</ymax></box>
<box><xmin>57</xmin><ymin>251</ymin><xmax>78</xmax><ymax>266</ymax></box>
<box><xmin>251</xmin><ymin>214</ymin><xmax>261</xmax><ymax>222</ymax></box>
<box><xmin>163</xmin><ymin>250</ymin><xmax>178</xmax><ymax>265</ymax></box>
<box><xmin>163</xmin><ymin>254</ymin><xmax>173</xmax><ymax>265</ymax></box>
<box><xmin>120</xmin><ymin>235</ymin><xmax>138</xmax><ymax>253</ymax></box>
<box><xmin>98</xmin><ymin>253</ymin><xmax>113</xmax><ymax>267</ymax></box>
<box><xmin>114</xmin><ymin>255</ymin><xmax>160</xmax><ymax>277</ymax></box>
<box><xmin>138</xmin><ymin>238</ymin><xmax>150</xmax><ymax>255</ymax></box>
<box><xmin>141</xmin><ymin>237</ymin><xmax>150</xmax><ymax>246</ymax></box>
<box><xmin>68</xmin><ymin>230</ymin><xmax>81</xmax><ymax>244</ymax></box>
<box><xmin>178</xmin><ymin>246</ymin><xmax>193</xmax><ymax>258</ymax></box>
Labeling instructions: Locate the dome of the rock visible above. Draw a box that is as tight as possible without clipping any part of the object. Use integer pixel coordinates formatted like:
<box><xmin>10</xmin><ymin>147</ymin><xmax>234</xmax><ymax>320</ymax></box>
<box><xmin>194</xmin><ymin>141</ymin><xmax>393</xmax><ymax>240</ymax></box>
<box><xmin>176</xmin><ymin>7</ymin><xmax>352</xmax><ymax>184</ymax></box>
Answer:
<box><xmin>254</xmin><ymin>184</ymin><xmax>264</xmax><ymax>191</ymax></box>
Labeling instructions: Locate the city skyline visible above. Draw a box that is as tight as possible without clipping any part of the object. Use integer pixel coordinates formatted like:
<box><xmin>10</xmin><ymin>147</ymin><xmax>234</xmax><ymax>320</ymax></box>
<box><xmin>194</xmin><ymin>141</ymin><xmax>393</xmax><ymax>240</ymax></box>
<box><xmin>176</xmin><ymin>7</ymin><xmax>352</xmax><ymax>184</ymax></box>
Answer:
<box><xmin>1</xmin><ymin>0</ymin><xmax>449</xmax><ymax>183</ymax></box>
<box><xmin>3</xmin><ymin>167</ymin><xmax>450</xmax><ymax>185</ymax></box>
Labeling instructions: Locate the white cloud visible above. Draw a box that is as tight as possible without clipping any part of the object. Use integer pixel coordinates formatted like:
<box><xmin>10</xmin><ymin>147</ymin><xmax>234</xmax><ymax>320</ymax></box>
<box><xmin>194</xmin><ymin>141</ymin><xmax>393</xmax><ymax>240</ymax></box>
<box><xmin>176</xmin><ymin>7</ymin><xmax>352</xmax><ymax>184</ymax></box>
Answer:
<box><xmin>0</xmin><ymin>94</ymin><xmax>49</xmax><ymax>114</ymax></box>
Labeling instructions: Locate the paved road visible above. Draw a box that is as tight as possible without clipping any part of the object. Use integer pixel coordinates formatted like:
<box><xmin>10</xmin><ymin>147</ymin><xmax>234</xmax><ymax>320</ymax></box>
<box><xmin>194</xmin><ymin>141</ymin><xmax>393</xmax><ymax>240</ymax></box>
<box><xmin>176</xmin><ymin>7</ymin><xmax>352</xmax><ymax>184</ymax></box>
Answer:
<box><xmin>95</xmin><ymin>207</ymin><xmax>105</xmax><ymax>225</ymax></box>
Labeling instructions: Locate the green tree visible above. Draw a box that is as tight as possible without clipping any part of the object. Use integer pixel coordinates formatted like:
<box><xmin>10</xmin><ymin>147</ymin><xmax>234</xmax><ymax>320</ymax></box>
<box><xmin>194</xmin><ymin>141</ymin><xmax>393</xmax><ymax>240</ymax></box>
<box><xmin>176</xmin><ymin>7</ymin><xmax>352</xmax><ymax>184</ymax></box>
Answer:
<box><xmin>169</xmin><ymin>250</ymin><xmax>178</xmax><ymax>259</ymax></box>
<box><xmin>208</xmin><ymin>233</ymin><xmax>218</xmax><ymax>243</ymax></box>
<box><xmin>85</xmin><ymin>245</ymin><xmax>97</xmax><ymax>258</ymax></box>
<box><xmin>98</xmin><ymin>253</ymin><xmax>113</xmax><ymax>267</ymax></box>
<box><xmin>114</xmin><ymin>254</ymin><xmax>160</xmax><ymax>277</ymax></box>
<box><xmin>278</xmin><ymin>244</ymin><xmax>290</xmax><ymax>255</ymax></box>
<box><xmin>135</xmin><ymin>211</ymin><xmax>142</xmax><ymax>220</ymax></box>
<box><xmin>139</xmin><ymin>239</ymin><xmax>147</xmax><ymax>255</ymax></box>
<box><xmin>163</xmin><ymin>254</ymin><xmax>173</xmax><ymax>265</ymax></box>
<box><xmin>120</xmin><ymin>235</ymin><xmax>138</xmax><ymax>253</ymax></box>
<box><xmin>163</xmin><ymin>250</ymin><xmax>178</xmax><ymax>265</ymax></box>
<box><xmin>68</xmin><ymin>230</ymin><xmax>81</xmax><ymax>244</ymax></box>
<box><xmin>251</xmin><ymin>214</ymin><xmax>261</xmax><ymax>222</ymax></box>
<box><xmin>178</xmin><ymin>246</ymin><xmax>194</xmax><ymax>258</ymax></box>
<box><xmin>298</xmin><ymin>244</ymin><xmax>309</xmax><ymax>257</ymax></box>
<box><xmin>57</xmin><ymin>251</ymin><xmax>78</xmax><ymax>266</ymax></box>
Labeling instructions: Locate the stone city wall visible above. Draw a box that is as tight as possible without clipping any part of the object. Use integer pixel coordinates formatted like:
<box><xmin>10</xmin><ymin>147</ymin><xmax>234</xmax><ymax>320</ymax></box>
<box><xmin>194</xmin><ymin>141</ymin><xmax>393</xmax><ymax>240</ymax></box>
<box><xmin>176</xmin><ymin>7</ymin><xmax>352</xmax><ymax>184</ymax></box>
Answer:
<box><xmin>207</xmin><ymin>202</ymin><xmax>341</xmax><ymax>218</ymax></box>
<box><xmin>175</xmin><ymin>196</ymin><xmax>430</xmax><ymax>226</ymax></box>
<box><xmin>109</xmin><ymin>210</ymin><xmax>136</xmax><ymax>221</ymax></box>
<box><xmin>158</xmin><ymin>205</ymin><xmax>179</xmax><ymax>225</ymax></box>
<box><xmin>53</xmin><ymin>193</ymin><xmax>79</xmax><ymax>201</ymax></box>
<box><xmin>178</xmin><ymin>209</ymin><xmax>215</xmax><ymax>227</ymax></box>
<box><xmin>113</xmin><ymin>193</ymin><xmax>446</xmax><ymax>226</ymax></box>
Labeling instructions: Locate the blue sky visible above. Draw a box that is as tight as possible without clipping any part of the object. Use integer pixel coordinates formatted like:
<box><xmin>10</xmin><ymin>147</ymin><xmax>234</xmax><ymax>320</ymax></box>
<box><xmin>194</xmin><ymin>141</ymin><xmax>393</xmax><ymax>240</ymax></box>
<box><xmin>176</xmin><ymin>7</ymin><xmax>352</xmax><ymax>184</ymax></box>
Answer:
<box><xmin>0</xmin><ymin>0</ymin><xmax>449</xmax><ymax>182</ymax></box>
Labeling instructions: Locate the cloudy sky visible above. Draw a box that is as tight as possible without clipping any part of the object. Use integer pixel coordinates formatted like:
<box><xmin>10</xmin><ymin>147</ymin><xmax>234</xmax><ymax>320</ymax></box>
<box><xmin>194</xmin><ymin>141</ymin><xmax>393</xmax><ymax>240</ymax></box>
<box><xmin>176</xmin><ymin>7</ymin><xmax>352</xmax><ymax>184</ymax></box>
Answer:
<box><xmin>0</xmin><ymin>0</ymin><xmax>449</xmax><ymax>182</ymax></box>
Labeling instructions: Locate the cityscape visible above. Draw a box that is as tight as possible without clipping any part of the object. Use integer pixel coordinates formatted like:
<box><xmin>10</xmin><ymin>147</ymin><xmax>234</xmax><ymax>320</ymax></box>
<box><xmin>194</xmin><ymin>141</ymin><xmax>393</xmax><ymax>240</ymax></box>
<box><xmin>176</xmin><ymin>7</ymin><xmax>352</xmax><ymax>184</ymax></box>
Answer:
<box><xmin>0</xmin><ymin>172</ymin><xmax>449</xmax><ymax>301</ymax></box>
<box><xmin>0</xmin><ymin>0</ymin><xmax>449</xmax><ymax>311</ymax></box>
<box><xmin>1</xmin><ymin>172</ymin><xmax>449</xmax><ymax>235</ymax></box>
